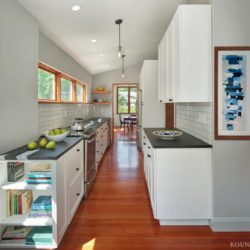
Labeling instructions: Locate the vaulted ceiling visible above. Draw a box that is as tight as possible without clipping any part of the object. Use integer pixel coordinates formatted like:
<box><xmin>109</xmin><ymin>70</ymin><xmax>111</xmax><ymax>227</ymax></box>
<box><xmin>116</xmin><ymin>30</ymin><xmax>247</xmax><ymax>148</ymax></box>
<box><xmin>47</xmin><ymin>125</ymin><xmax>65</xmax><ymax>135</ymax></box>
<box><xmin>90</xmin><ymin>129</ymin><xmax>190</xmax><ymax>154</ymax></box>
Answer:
<box><xmin>18</xmin><ymin>0</ymin><xmax>191</xmax><ymax>74</ymax></box>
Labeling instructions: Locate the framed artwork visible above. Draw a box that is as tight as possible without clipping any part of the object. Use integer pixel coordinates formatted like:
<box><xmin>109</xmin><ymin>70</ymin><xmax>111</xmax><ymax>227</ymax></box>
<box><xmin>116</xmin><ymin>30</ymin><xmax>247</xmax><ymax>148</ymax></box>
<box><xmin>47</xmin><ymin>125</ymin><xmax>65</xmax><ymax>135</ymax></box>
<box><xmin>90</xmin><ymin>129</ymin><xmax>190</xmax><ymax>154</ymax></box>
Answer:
<box><xmin>214</xmin><ymin>47</ymin><xmax>250</xmax><ymax>140</ymax></box>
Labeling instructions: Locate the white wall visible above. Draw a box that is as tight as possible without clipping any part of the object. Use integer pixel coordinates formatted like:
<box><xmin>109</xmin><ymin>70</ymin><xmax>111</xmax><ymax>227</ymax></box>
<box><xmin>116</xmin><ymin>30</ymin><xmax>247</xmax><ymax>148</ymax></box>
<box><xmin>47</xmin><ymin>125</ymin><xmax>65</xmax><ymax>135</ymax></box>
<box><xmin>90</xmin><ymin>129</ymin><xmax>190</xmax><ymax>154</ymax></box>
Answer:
<box><xmin>0</xmin><ymin>0</ymin><xmax>39</xmax><ymax>154</ymax></box>
<box><xmin>39</xmin><ymin>32</ymin><xmax>93</xmax><ymax>101</ymax></box>
<box><xmin>92</xmin><ymin>64</ymin><xmax>140</xmax><ymax>123</ymax></box>
<box><xmin>211</xmin><ymin>0</ymin><xmax>250</xmax><ymax>231</ymax></box>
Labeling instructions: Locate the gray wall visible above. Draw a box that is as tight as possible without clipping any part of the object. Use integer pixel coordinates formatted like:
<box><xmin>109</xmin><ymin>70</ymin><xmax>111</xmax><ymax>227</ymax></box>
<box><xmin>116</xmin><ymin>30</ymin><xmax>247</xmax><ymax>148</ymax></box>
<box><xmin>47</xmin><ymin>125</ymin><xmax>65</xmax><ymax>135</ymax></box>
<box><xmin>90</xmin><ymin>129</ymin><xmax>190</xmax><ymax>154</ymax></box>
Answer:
<box><xmin>212</xmin><ymin>0</ymin><xmax>250</xmax><ymax>228</ymax></box>
<box><xmin>92</xmin><ymin>64</ymin><xmax>140</xmax><ymax>124</ymax></box>
<box><xmin>39</xmin><ymin>33</ymin><xmax>93</xmax><ymax>101</ymax></box>
<box><xmin>0</xmin><ymin>0</ymin><xmax>39</xmax><ymax>154</ymax></box>
<box><xmin>92</xmin><ymin>64</ymin><xmax>140</xmax><ymax>91</ymax></box>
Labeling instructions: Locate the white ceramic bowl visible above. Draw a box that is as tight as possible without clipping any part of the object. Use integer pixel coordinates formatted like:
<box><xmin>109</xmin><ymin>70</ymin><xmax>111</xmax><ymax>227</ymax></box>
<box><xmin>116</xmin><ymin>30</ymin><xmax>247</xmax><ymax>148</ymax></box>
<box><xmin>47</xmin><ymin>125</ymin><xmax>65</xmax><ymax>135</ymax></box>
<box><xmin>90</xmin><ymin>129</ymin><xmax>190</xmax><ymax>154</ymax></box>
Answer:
<box><xmin>43</xmin><ymin>130</ymin><xmax>69</xmax><ymax>142</ymax></box>
<box><xmin>152</xmin><ymin>130</ymin><xmax>183</xmax><ymax>140</ymax></box>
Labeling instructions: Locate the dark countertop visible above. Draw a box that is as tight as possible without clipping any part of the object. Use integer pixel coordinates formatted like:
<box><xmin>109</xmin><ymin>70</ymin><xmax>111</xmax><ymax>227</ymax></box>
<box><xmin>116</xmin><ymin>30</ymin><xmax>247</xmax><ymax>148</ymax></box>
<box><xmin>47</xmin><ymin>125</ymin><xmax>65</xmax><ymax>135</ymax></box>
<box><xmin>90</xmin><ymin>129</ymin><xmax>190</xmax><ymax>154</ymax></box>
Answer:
<box><xmin>2</xmin><ymin>117</ymin><xmax>111</xmax><ymax>161</ymax></box>
<box><xmin>143</xmin><ymin>128</ymin><xmax>212</xmax><ymax>148</ymax></box>
<box><xmin>3</xmin><ymin>137</ymin><xmax>84</xmax><ymax>160</ymax></box>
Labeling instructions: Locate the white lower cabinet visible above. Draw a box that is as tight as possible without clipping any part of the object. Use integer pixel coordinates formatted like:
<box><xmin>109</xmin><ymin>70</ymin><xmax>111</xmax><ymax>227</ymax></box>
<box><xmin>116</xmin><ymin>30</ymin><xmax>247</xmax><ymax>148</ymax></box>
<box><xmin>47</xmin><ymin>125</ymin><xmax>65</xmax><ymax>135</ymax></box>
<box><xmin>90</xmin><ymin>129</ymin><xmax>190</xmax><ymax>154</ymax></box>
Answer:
<box><xmin>0</xmin><ymin>140</ymin><xmax>84</xmax><ymax>249</ymax></box>
<box><xmin>143</xmin><ymin>137</ymin><xmax>211</xmax><ymax>225</ymax></box>
<box><xmin>56</xmin><ymin>140</ymin><xmax>84</xmax><ymax>237</ymax></box>
<box><xmin>96</xmin><ymin>122</ymin><xmax>109</xmax><ymax>167</ymax></box>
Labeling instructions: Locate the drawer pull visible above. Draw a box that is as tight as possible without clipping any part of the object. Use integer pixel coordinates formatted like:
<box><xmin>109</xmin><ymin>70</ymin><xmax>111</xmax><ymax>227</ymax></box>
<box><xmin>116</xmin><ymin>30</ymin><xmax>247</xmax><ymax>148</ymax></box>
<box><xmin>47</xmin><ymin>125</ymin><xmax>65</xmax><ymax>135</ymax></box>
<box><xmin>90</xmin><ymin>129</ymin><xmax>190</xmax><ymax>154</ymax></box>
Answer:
<box><xmin>77</xmin><ymin>149</ymin><xmax>80</xmax><ymax>152</ymax></box>
<box><xmin>76</xmin><ymin>168</ymin><xmax>80</xmax><ymax>171</ymax></box>
<box><xmin>147</xmin><ymin>154</ymin><xmax>151</xmax><ymax>158</ymax></box>
<box><xmin>143</xmin><ymin>143</ymin><xmax>146</xmax><ymax>145</ymax></box>
<box><xmin>76</xmin><ymin>193</ymin><xmax>80</xmax><ymax>196</ymax></box>
<box><xmin>148</xmin><ymin>146</ymin><xmax>151</xmax><ymax>149</ymax></box>
<box><xmin>169</xmin><ymin>98</ymin><xmax>173</xmax><ymax>102</ymax></box>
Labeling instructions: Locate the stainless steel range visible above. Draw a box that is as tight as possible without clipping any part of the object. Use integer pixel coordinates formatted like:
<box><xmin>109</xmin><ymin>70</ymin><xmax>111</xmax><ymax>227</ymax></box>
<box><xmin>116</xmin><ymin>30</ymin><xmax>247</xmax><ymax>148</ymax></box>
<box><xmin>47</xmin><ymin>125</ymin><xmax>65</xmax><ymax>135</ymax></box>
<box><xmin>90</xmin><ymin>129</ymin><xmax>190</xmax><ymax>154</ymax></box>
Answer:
<box><xmin>68</xmin><ymin>128</ymin><xmax>97</xmax><ymax>198</ymax></box>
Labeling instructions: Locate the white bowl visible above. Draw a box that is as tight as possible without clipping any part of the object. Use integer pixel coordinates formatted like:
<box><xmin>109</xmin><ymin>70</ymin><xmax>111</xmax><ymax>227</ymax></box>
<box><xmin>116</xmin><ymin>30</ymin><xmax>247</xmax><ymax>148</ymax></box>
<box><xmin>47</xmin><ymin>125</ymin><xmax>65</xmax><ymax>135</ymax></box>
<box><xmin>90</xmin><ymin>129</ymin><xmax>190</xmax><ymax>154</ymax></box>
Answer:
<box><xmin>43</xmin><ymin>130</ymin><xmax>69</xmax><ymax>142</ymax></box>
<box><xmin>152</xmin><ymin>130</ymin><xmax>183</xmax><ymax>140</ymax></box>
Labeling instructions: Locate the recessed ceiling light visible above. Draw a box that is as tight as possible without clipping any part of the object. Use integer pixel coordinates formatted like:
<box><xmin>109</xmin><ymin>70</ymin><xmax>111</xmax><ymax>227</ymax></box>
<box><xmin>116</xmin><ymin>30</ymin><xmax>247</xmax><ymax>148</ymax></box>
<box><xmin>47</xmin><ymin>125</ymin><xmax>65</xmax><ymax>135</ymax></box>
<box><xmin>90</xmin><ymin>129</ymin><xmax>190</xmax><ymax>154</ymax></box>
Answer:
<box><xmin>100</xmin><ymin>53</ymin><xmax>104</xmax><ymax>56</ymax></box>
<box><xmin>72</xmin><ymin>5</ymin><xmax>80</xmax><ymax>11</ymax></box>
<box><xmin>91</xmin><ymin>39</ymin><xmax>97</xmax><ymax>43</ymax></box>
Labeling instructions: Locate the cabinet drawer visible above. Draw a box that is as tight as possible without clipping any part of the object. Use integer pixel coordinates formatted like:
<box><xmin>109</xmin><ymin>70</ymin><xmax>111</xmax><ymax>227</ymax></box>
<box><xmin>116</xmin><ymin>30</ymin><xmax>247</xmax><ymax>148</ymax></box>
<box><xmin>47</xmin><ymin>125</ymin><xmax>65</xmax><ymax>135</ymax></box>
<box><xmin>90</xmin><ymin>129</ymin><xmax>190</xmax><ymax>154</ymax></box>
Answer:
<box><xmin>68</xmin><ymin>174</ymin><xmax>83</xmax><ymax>223</ymax></box>
<box><xmin>68</xmin><ymin>159</ymin><xmax>82</xmax><ymax>186</ymax></box>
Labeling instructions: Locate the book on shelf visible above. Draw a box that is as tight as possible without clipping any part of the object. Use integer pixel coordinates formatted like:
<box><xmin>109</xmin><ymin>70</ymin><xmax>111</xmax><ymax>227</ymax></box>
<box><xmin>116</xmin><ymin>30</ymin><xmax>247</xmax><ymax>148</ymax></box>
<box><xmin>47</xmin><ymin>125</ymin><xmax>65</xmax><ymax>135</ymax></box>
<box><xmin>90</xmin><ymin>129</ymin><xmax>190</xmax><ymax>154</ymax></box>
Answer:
<box><xmin>26</xmin><ymin>226</ymin><xmax>53</xmax><ymax>246</ymax></box>
<box><xmin>6</xmin><ymin>190</ymin><xmax>33</xmax><ymax>216</ymax></box>
<box><xmin>30</xmin><ymin>163</ymin><xmax>51</xmax><ymax>172</ymax></box>
<box><xmin>1</xmin><ymin>226</ymin><xmax>31</xmax><ymax>244</ymax></box>
<box><xmin>25</xmin><ymin>171</ymin><xmax>52</xmax><ymax>184</ymax></box>
<box><xmin>7</xmin><ymin>162</ymin><xmax>25</xmax><ymax>182</ymax></box>
<box><xmin>31</xmin><ymin>196</ymin><xmax>52</xmax><ymax>211</ymax></box>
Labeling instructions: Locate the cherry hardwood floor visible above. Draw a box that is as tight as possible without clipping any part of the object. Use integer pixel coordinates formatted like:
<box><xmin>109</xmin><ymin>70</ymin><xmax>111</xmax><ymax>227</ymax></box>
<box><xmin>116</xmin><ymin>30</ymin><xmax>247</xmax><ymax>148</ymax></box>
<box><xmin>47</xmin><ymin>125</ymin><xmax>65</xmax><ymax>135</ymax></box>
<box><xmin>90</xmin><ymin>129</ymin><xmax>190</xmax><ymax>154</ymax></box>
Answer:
<box><xmin>58</xmin><ymin>128</ymin><xmax>250</xmax><ymax>250</ymax></box>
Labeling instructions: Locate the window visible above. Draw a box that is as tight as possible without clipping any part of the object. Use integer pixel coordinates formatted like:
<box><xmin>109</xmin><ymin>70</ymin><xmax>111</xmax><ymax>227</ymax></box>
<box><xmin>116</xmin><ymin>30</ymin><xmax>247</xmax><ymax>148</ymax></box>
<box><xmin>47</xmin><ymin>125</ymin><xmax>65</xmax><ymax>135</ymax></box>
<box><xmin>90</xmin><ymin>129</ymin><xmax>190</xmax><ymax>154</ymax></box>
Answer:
<box><xmin>38</xmin><ymin>63</ymin><xmax>87</xmax><ymax>103</ymax></box>
<box><xmin>117</xmin><ymin>86</ymin><xmax>137</xmax><ymax>114</ymax></box>
<box><xmin>61</xmin><ymin>77</ymin><xmax>73</xmax><ymax>101</ymax></box>
<box><xmin>76</xmin><ymin>84</ymin><xmax>83</xmax><ymax>102</ymax></box>
<box><xmin>38</xmin><ymin>68</ymin><xmax>56</xmax><ymax>100</ymax></box>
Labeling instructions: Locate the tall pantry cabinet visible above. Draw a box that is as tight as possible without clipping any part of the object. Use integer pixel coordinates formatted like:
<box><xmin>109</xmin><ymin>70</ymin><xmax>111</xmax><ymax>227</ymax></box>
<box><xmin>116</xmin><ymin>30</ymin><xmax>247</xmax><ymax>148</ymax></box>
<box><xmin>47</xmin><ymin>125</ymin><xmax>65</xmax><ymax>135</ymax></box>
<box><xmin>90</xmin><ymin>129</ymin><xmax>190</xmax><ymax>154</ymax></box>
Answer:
<box><xmin>137</xmin><ymin>60</ymin><xmax>165</xmax><ymax>148</ymax></box>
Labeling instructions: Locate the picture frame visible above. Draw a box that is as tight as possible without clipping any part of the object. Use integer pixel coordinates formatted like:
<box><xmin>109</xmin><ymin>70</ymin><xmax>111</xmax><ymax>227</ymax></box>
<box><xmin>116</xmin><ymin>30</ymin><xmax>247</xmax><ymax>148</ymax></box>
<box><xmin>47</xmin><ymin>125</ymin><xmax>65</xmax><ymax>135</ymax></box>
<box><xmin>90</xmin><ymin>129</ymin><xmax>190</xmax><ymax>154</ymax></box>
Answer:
<box><xmin>214</xmin><ymin>46</ymin><xmax>250</xmax><ymax>140</ymax></box>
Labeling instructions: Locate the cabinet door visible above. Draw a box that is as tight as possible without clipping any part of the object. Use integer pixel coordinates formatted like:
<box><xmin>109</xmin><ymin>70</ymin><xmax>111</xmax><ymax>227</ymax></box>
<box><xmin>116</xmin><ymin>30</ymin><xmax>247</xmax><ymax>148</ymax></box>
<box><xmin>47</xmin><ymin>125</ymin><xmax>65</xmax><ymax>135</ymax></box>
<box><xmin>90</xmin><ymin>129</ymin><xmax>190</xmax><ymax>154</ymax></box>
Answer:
<box><xmin>165</xmin><ymin>24</ymin><xmax>174</xmax><ymax>102</ymax></box>
<box><xmin>178</xmin><ymin>5</ymin><xmax>211</xmax><ymax>102</ymax></box>
<box><xmin>156</xmin><ymin>148</ymin><xmax>211</xmax><ymax>220</ymax></box>
<box><xmin>68</xmin><ymin>174</ymin><xmax>83</xmax><ymax>223</ymax></box>
<box><xmin>66</xmin><ymin>142</ymin><xmax>84</xmax><ymax>224</ymax></box>
<box><xmin>56</xmin><ymin>156</ymin><xmax>69</xmax><ymax>243</ymax></box>
<box><xmin>147</xmin><ymin>149</ymin><xmax>156</xmax><ymax>218</ymax></box>
<box><xmin>172</xmin><ymin>10</ymin><xmax>181</xmax><ymax>102</ymax></box>
<box><xmin>158</xmin><ymin>35</ymin><xmax>168</xmax><ymax>103</ymax></box>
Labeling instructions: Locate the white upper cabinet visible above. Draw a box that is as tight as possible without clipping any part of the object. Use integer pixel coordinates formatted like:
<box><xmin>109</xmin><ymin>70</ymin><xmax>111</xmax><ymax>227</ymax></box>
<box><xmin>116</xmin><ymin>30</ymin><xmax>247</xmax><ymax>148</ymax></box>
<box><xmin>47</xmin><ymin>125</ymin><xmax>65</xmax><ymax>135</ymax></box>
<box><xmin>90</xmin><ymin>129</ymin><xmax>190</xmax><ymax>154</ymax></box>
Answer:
<box><xmin>158</xmin><ymin>5</ymin><xmax>211</xmax><ymax>103</ymax></box>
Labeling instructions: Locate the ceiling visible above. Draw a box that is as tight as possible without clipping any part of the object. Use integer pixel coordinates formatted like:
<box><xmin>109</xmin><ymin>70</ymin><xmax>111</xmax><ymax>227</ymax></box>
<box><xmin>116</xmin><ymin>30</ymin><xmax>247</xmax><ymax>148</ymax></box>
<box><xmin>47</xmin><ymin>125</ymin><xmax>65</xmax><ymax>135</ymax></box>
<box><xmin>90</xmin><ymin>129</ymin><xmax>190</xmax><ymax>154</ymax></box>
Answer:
<box><xmin>18</xmin><ymin>0</ymin><xmax>189</xmax><ymax>75</ymax></box>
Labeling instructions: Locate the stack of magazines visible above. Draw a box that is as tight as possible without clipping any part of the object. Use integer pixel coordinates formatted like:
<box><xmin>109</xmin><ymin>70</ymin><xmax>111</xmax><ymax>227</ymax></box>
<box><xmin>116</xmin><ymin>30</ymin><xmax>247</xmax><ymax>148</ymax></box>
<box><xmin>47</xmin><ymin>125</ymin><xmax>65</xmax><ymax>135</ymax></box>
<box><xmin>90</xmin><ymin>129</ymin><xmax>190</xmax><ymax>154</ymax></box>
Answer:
<box><xmin>29</xmin><ymin>196</ymin><xmax>52</xmax><ymax>218</ymax></box>
<box><xmin>25</xmin><ymin>172</ymin><xmax>52</xmax><ymax>185</ymax></box>
<box><xmin>1</xmin><ymin>226</ymin><xmax>31</xmax><ymax>244</ymax></box>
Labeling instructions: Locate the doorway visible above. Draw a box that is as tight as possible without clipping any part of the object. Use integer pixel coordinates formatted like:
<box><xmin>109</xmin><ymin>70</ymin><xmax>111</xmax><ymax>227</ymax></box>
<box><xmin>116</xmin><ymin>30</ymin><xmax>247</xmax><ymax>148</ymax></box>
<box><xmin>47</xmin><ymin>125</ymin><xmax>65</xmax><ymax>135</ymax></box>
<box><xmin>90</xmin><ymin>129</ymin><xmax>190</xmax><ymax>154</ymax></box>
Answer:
<box><xmin>112</xmin><ymin>83</ymin><xmax>138</xmax><ymax>142</ymax></box>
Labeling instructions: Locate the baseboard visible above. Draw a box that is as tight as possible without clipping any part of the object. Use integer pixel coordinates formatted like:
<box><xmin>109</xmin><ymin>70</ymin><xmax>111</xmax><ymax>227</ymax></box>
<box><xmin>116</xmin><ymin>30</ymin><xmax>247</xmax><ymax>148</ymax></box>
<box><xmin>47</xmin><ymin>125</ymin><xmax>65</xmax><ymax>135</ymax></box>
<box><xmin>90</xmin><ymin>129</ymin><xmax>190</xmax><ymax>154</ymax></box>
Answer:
<box><xmin>159</xmin><ymin>219</ymin><xmax>209</xmax><ymax>226</ymax></box>
<box><xmin>210</xmin><ymin>218</ymin><xmax>250</xmax><ymax>232</ymax></box>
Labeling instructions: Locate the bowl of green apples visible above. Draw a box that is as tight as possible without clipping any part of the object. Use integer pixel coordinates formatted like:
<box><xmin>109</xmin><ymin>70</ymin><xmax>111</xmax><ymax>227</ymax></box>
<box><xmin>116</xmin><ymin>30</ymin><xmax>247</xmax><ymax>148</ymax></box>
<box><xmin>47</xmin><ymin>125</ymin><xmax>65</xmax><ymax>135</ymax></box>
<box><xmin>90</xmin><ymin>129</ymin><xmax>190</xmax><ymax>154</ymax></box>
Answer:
<box><xmin>43</xmin><ymin>128</ymin><xmax>69</xmax><ymax>142</ymax></box>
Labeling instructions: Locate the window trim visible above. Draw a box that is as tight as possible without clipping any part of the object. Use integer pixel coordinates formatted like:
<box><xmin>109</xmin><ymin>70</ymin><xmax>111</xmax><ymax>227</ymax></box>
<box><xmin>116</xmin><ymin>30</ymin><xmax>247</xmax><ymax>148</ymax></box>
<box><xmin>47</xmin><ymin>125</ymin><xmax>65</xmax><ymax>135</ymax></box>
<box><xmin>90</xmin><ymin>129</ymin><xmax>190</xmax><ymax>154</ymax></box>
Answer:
<box><xmin>38</xmin><ymin>62</ymin><xmax>87</xmax><ymax>104</ymax></box>
<box><xmin>116</xmin><ymin>86</ymin><xmax>137</xmax><ymax>114</ymax></box>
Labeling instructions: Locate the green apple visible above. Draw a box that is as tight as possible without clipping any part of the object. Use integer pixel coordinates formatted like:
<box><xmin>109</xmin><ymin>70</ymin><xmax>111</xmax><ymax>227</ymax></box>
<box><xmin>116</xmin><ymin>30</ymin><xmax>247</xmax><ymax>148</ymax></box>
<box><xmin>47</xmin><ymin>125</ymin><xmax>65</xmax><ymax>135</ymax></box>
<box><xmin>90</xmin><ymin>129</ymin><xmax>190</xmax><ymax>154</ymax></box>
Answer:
<box><xmin>39</xmin><ymin>138</ymin><xmax>48</xmax><ymax>148</ymax></box>
<box><xmin>28</xmin><ymin>141</ymin><xmax>37</xmax><ymax>150</ymax></box>
<box><xmin>46</xmin><ymin>141</ymin><xmax>56</xmax><ymax>149</ymax></box>
<box><xmin>48</xmin><ymin>130</ymin><xmax>54</xmax><ymax>136</ymax></box>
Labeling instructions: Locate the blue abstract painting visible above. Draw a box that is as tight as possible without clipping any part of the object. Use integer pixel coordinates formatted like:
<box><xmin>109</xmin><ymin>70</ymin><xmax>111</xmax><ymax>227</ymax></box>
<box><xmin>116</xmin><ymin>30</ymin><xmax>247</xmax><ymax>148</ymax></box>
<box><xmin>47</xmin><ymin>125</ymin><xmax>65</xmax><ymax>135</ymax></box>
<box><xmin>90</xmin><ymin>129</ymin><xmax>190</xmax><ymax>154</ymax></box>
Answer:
<box><xmin>221</xmin><ymin>54</ymin><xmax>247</xmax><ymax>132</ymax></box>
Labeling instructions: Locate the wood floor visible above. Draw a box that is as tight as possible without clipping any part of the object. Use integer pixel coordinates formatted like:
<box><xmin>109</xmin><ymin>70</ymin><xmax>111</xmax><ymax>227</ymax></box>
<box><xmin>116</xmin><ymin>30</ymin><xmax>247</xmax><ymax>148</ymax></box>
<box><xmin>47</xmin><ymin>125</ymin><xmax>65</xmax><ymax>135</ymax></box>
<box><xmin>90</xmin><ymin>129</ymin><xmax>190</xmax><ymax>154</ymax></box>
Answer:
<box><xmin>58</xmin><ymin>129</ymin><xmax>250</xmax><ymax>250</ymax></box>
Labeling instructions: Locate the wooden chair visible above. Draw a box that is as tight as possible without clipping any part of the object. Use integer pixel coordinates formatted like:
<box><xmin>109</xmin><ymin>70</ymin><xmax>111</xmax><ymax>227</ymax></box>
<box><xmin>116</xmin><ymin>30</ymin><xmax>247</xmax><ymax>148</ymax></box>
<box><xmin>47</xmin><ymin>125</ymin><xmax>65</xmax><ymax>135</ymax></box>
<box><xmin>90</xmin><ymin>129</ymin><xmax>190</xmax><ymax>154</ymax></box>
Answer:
<box><xmin>129</xmin><ymin>115</ymin><xmax>137</xmax><ymax>130</ymax></box>
<box><xmin>119</xmin><ymin>114</ymin><xmax>130</xmax><ymax>130</ymax></box>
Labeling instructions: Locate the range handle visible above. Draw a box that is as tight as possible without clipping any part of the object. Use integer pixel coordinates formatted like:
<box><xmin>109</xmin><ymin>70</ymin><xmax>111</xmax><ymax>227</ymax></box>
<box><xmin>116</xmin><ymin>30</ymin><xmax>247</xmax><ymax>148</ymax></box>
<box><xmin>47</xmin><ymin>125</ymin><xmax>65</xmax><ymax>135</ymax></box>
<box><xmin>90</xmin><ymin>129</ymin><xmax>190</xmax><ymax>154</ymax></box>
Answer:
<box><xmin>88</xmin><ymin>137</ymin><xmax>96</xmax><ymax>144</ymax></box>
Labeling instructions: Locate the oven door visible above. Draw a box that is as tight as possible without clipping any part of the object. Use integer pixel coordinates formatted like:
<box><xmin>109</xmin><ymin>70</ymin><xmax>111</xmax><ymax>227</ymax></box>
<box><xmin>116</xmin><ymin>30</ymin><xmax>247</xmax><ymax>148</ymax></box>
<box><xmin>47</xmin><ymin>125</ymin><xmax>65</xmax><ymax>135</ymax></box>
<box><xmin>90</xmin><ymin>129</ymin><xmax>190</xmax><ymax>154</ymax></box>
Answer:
<box><xmin>84</xmin><ymin>134</ymin><xmax>96</xmax><ymax>198</ymax></box>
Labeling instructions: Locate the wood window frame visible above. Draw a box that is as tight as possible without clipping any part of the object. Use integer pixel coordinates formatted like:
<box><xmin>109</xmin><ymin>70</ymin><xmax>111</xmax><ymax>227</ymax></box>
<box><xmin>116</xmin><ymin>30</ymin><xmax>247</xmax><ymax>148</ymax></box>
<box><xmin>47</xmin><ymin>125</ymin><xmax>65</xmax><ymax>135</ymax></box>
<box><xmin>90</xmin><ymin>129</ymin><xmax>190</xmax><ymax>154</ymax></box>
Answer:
<box><xmin>116</xmin><ymin>86</ymin><xmax>137</xmax><ymax>114</ymax></box>
<box><xmin>38</xmin><ymin>62</ymin><xmax>87</xmax><ymax>104</ymax></box>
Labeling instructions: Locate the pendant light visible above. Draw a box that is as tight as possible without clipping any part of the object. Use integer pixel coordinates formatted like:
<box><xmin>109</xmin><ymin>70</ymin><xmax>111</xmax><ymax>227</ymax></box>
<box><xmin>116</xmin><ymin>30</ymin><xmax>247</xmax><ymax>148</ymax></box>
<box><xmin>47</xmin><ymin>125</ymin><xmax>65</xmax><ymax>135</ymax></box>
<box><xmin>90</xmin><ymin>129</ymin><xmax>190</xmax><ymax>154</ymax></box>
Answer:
<box><xmin>122</xmin><ymin>54</ymin><xmax>125</xmax><ymax>78</ymax></box>
<box><xmin>115</xmin><ymin>19</ymin><xmax>123</xmax><ymax>58</ymax></box>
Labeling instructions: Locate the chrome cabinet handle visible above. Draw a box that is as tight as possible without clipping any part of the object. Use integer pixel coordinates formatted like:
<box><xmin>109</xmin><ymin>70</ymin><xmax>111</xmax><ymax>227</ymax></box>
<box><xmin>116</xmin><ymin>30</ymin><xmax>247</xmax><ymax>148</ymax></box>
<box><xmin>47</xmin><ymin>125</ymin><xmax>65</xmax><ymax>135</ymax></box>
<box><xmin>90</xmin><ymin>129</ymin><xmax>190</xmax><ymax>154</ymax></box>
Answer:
<box><xmin>147</xmin><ymin>154</ymin><xmax>151</xmax><ymax>158</ymax></box>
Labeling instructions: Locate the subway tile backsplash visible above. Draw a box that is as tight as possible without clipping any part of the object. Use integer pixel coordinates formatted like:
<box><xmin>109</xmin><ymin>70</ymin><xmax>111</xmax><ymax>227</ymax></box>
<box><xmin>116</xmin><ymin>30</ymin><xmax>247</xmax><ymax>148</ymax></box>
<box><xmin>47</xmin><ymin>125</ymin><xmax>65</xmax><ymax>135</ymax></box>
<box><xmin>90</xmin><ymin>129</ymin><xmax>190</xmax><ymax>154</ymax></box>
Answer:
<box><xmin>38</xmin><ymin>103</ymin><xmax>94</xmax><ymax>134</ymax></box>
<box><xmin>175</xmin><ymin>103</ymin><xmax>213</xmax><ymax>144</ymax></box>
